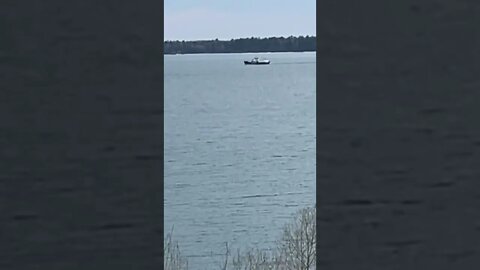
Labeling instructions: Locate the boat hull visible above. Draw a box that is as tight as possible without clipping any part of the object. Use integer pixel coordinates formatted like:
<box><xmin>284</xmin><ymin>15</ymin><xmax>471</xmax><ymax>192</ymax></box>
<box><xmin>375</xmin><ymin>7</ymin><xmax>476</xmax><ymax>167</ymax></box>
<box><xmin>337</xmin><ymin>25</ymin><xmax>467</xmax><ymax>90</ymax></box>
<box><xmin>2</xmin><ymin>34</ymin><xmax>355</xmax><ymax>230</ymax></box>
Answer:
<box><xmin>244</xmin><ymin>61</ymin><xmax>270</xmax><ymax>65</ymax></box>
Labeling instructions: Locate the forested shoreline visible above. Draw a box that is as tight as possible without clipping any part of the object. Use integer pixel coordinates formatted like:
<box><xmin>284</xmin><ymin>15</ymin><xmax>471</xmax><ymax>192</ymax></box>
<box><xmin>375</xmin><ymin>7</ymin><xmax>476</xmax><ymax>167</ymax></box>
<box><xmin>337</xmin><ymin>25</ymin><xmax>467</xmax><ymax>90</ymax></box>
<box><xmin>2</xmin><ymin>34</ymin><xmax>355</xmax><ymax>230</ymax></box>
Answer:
<box><xmin>164</xmin><ymin>36</ymin><xmax>316</xmax><ymax>54</ymax></box>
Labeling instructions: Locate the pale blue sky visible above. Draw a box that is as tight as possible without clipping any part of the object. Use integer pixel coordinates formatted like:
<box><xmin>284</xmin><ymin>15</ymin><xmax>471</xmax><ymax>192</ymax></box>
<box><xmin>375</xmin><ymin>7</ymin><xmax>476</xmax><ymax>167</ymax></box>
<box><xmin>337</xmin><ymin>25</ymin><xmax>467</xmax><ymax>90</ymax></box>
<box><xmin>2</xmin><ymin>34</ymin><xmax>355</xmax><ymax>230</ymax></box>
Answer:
<box><xmin>164</xmin><ymin>0</ymin><xmax>316</xmax><ymax>41</ymax></box>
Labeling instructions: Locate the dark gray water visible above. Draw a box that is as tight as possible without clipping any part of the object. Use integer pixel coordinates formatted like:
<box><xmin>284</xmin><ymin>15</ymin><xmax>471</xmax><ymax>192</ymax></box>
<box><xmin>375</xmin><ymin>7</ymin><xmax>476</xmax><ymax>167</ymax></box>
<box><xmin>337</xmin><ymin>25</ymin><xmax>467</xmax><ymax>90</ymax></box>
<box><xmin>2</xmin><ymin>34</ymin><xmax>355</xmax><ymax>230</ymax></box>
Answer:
<box><xmin>1</xmin><ymin>2</ymin><xmax>162</xmax><ymax>269</ymax></box>
<box><xmin>164</xmin><ymin>52</ymin><xmax>315</xmax><ymax>269</ymax></box>
<box><xmin>317</xmin><ymin>1</ymin><xmax>480</xmax><ymax>269</ymax></box>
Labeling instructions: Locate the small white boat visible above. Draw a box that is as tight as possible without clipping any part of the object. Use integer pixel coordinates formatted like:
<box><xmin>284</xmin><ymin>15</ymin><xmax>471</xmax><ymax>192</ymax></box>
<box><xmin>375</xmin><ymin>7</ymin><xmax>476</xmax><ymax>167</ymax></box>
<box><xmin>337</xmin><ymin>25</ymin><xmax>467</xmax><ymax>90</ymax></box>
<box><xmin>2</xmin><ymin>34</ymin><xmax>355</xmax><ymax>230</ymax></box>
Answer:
<box><xmin>244</xmin><ymin>57</ymin><xmax>270</xmax><ymax>65</ymax></box>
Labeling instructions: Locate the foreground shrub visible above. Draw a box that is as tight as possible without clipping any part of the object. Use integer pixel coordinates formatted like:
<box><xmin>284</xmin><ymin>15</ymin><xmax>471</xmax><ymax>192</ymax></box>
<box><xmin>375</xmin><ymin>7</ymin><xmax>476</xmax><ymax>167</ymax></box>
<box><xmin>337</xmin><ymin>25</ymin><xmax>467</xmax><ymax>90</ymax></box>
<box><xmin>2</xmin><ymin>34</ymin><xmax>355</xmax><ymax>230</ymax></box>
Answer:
<box><xmin>278</xmin><ymin>207</ymin><xmax>316</xmax><ymax>269</ymax></box>
<box><xmin>165</xmin><ymin>207</ymin><xmax>316</xmax><ymax>270</ymax></box>
<box><xmin>164</xmin><ymin>227</ymin><xmax>189</xmax><ymax>270</ymax></box>
<box><xmin>228</xmin><ymin>207</ymin><xmax>316</xmax><ymax>270</ymax></box>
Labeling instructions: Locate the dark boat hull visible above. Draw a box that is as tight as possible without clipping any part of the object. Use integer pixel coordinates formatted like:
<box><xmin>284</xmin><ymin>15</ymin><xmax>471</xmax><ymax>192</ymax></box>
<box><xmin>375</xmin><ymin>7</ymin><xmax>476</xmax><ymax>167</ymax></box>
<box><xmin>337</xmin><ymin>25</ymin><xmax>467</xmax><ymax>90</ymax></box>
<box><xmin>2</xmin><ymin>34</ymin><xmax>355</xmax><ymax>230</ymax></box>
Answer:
<box><xmin>244</xmin><ymin>61</ymin><xmax>270</xmax><ymax>65</ymax></box>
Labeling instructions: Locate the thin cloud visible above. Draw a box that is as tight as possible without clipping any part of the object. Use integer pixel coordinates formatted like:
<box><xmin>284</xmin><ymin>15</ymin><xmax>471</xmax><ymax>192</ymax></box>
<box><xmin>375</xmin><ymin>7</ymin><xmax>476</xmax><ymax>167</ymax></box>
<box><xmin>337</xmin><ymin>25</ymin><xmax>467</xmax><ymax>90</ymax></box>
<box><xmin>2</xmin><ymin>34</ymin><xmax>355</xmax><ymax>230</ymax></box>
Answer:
<box><xmin>164</xmin><ymin>8</ymin><xmax>315</xmax><ymax>41</ymax></box>
<box><xmin>165</xmin><ymin>8</ymin><xmax>230</xmax><ymax>40</ymax></box>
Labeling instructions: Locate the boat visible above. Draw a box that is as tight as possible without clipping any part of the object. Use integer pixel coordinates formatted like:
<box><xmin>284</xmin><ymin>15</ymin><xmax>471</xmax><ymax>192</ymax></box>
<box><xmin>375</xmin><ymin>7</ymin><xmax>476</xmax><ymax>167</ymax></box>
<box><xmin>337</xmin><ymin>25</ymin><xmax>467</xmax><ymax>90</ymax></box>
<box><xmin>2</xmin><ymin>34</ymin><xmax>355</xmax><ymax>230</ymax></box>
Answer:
<box><xmin>244</xmin><ymin>57</ymin><xmax>270</xmax><ymax>65</ymax></box>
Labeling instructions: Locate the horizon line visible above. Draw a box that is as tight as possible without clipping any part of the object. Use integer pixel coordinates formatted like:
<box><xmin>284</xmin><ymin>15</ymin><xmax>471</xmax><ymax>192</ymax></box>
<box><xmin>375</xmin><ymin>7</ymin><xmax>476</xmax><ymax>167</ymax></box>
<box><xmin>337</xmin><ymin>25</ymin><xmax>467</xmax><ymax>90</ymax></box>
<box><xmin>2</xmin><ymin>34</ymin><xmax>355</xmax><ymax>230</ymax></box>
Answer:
<box><xmin>164</xmin><ymin>35</ymin><xmax>316</xmax><ymax>42</ymax></box>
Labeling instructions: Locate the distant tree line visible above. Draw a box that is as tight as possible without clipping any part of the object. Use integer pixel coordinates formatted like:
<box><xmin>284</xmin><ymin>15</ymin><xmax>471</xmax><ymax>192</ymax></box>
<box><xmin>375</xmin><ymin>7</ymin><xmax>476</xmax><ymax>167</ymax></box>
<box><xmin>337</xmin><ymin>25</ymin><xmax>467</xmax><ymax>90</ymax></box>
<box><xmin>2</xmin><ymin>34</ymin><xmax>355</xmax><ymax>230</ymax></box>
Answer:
<box><xmin>164</xmin><ymin>36</ymin><xmax>316</xmax><ymax>54</ymax></box>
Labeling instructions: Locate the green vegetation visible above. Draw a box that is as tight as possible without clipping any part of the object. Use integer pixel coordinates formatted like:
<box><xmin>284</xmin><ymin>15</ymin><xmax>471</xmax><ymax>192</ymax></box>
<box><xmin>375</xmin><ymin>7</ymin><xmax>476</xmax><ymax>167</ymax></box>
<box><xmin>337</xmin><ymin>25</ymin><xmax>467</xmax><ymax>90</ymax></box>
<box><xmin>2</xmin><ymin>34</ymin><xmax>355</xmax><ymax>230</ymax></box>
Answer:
<box><xmin>164</xmin><ymin>36</ymin><xmax>316</xmax><ymax>55</ymax></box>
<box><xmin>164</xmin><ymin>207</ymin><xmax>316</xmax><ymax>270</ymax></box>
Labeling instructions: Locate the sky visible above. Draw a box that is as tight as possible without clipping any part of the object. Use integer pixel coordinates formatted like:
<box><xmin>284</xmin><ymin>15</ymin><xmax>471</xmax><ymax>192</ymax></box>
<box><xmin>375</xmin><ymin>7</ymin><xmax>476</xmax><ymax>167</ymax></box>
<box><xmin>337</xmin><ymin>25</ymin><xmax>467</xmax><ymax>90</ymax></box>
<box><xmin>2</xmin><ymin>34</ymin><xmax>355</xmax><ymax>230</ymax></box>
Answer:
<box><xmin>164</xmin><ymin>0</ymin><xmax>316</xmax><ymax>41</ymax></box>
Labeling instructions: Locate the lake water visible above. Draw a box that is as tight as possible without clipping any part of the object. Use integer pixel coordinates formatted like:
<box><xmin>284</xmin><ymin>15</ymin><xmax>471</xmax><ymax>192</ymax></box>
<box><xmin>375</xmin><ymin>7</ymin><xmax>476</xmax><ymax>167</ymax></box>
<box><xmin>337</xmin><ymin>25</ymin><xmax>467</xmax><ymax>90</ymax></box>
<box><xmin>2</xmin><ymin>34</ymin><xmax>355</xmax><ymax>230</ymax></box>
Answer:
<box><xmin>164</xmin><ymin>52</ymin><xmax>316</xmax><ymax>269</ymax></box>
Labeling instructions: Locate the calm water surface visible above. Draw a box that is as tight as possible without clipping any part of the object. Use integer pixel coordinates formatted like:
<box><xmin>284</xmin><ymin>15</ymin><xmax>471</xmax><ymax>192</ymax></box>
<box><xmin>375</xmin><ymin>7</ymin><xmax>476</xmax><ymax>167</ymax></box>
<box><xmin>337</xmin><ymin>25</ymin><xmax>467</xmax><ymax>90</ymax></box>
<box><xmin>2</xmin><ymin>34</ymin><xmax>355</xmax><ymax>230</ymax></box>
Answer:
<box><xmin>164</xmin><ymin>52</ymin><xmax>315</xmax><ymax>269</ymax></box>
